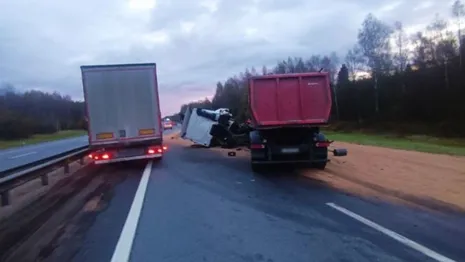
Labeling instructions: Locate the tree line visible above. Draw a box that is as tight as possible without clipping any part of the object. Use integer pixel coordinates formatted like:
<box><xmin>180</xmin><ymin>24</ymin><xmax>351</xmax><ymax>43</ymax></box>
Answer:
<box><xmin>0</xmin><ymin>85</ymin><xmax>85</xmax><ymax>140</ymax></box>
<box><xmin>178</xmin><ymin>1</ymin><xmax>465</xmax><ymax>137</ymax></box>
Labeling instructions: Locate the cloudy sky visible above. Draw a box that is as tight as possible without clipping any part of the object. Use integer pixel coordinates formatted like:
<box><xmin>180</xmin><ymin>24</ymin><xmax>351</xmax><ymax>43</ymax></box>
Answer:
<box><xmin>0</xmin><ymin>0</ymin><xmax>457</xmax><ymax>115</ymax></box>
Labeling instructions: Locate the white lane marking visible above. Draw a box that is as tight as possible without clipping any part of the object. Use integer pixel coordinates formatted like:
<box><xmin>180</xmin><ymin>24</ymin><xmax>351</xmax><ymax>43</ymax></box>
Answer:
<box><xmin>0</xmin><ymin>136</ymin><xmax>88</xmax><ymax>156</ymax></box>
<box><xmin>326</xmin><ymin>202</ymin><xmax>456</xmax><ymax>262</ymax></box>
<box><xmin>111</xmin><ymin>161</ymin><xmax>153</xmax><ymax>262</ymax></box>
<box><xmin>8</xmin><ymin>151</ymin><xmax>37</xmax><ymax>159</ymax></box>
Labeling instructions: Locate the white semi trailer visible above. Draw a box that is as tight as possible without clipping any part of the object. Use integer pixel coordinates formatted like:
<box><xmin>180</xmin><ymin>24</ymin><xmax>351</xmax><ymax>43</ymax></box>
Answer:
<box><xmin>81</xmin><ymin>63</ymin><xmax>165</xmax><ymax>164</ymax></box>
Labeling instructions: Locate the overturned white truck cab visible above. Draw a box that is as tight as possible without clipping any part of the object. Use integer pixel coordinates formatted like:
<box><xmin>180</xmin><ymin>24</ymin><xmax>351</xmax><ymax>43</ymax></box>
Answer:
<box><xmin>180</xmin><ymin>107</ymin><xmax>233</xmax><ymax>147</ymax></box>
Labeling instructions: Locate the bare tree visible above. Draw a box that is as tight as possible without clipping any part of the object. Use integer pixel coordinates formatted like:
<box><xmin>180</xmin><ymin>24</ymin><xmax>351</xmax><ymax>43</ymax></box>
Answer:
<box><xmin>261</xmin><ymin>65</ymin><xmax>268</xmax><ymax>75</ymax></box>
<box><xmin>328</xmin><ymin>52</ymin><xmax>340</xmax><ymax>83</ymax></box>
<box><xmin>393</xmin><ymin>21</ymin><xmax>409</xmax><ymax>73</ymax></box>
<box><xmin>358</xmin><ymin>13</ymin><xmax>393</xmax><ymax>114</ymax></box>
<box><xmin>452</xmin><ymin>0</ymin><xmax>465</xmax><ymax>68</ymax></box>
<box><xmin>393</xmin><ymin>21</ymin><xmax>410</xmax><ymax>94</ymax></box>
<box><xmin>305</xmin><ymin>55</ymin><xmax>322</xmax><ymax>71</ymax></box>
<box><xmin>427</xmin><ymin>14</ymin><xmax>457</xmax><ymax>89</ymax></box>
<box><xmin>294</xmin><ymin>57</ymin><xmax>306</xmax><ymax>73</ymax></box>
<box><xmin>345</xmin><ymin>45</ymin><xmax>365</xmax><ymax>81</ymax></box>
<box><xmin>427</xmin><ymin>14</ymin><xmax>450</xmax><ymax>63</ymax></box>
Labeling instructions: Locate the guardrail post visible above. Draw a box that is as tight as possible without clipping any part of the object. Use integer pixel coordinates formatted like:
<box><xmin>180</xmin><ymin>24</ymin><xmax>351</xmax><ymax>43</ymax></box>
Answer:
<box><xmin>1</xmin><ymin>191</ymin><xmax>10</xmax><ymax>206</ymax></box>
<box><xmin>41</xmin><ymin>173</ymin><xmax>49</xmax><ymax>186</ymax></box>
<box><xmin>64</xmin><ymin>160</ymin><xmax>70</xmax><ymax>174</ymax></box>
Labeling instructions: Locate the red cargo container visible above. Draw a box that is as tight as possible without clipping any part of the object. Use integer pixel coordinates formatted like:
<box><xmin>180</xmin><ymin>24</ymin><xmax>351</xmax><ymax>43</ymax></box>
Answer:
<box><xmin>246</xmin><ymin>72</ymin><xmax>347</xmax><ymax>173</ymax></box>
<box><xmin>249</xmin><ymin>72</ymin><xmax>332</xmax><ymax>128</ymax></box>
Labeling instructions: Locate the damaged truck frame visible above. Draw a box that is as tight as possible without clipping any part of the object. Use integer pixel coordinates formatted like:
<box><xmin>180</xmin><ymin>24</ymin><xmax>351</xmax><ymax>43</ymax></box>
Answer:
<box><xmin>181</xmin><ymin>72</ymin><xmax>347</xmax><ymax>173</ymax></box>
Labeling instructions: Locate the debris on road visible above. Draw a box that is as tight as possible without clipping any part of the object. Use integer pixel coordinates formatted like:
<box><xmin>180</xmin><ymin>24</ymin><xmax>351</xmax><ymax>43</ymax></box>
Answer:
<box><xmin>174</xmin><ymin>125</ymin><xmax>465</xmax><ymax>213</ymax></box>
<box><xmin>305</xmin><ymin>142</ymin><xmax>465</xmax><ymax>213</ymax></box>
<box><xmin>0</xmin><ymin>158</ymin><xmax>91</xmax><ymax>221</ymax></box>
<box><xmin>0</xmin><ymin>161</ymin><xmax>135</xmax><ymax>262</ymax></box>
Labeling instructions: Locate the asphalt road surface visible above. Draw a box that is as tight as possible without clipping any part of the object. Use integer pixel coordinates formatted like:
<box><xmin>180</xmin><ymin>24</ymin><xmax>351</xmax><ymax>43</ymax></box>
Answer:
<box><xmin>0</xmin><ymin>136</ymin><xmax>89</xmax><ymax>172</ymax></box>
<box><xmin>69</xmin><ymin>129</ymin><xmax>465</xmax><ymax>262</ymax></box>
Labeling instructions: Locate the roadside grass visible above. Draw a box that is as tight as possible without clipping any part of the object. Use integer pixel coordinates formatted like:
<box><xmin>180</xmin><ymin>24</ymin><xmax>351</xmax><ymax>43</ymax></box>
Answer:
<box><xmin>324</xmin><ymin>130</ymin><xmax>465</xmax><ymax>156</ymax></box>
<box><xmin>0</xmin><ymin>130</ymin><xmax>87</xmax><ymax>150</ymax></box>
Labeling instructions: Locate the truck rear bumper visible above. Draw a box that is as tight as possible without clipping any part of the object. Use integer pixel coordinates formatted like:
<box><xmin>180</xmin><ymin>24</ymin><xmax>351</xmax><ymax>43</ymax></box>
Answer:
<box><xmin>251</xmin><ymin>159</ymin><xmax>327</xmax><ymax>164</ymax></box>
<box><xmin>250</xmin><ymin>144</ymin><xmax>328</xmax><ymax>163</ymax></box>
<box><xmin>90</xmin><ymin>136</ymin><xmax>163</xmax><ymax>149</ymax></box>
<box><xmin>94</xmin><ymin>153</ymin><xmax>162</xmax><ymax>164</ymax></box>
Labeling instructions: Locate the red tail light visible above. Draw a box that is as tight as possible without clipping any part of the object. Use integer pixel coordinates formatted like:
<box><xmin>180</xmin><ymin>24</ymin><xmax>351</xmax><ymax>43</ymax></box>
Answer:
<box><xmin>147</xmin><ymin>147</ymin><xmax>162</xmax><ymax>154</ymax></box>
<box><xmin>89</xmin><ymin>152</ymin><xmax>112</xmax><ymax>160</ymax></box>
<box><xmin>250</xmin><ymin>144</ymin><xmax>265</xmax><ymax>149</ymax></box>
<box><xmin>147</xmin><ymin>145</ymin><xmax>165</xmax><ymax>155</ymax></box>
<box><xmin>315</xmin><ymin>141</ymin><xmax>331</xmax><ymax>147</ymax></box>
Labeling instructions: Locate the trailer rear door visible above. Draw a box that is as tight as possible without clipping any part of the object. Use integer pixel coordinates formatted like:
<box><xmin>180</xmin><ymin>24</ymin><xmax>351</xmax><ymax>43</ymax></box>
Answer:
<box><xmin>82</xmin><ymin>63</ymin><xmax>162</xmax><ymax>146</ymax></box>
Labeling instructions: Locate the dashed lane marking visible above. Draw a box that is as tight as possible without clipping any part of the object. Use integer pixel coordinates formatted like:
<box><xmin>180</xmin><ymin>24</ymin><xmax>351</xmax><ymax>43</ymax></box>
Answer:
<box><xmin>326</xmin><ymin>202</ymin><xmax>456</xmax><ymax>262</ymax></box>
<box><xmin>8</xmin><ymin>151</ymin><xmax>37</xmax><ymax>159</ymax></box>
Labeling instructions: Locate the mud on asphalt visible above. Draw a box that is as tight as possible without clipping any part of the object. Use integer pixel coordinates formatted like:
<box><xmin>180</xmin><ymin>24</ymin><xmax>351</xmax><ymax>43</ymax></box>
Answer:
<box><xmin>0</xmin><ymin>160</ymin><xmax>148</xmax><ymax>262</ymax></box>
<box><xmin>173</xmin><ymin>135</ymin><xmax>465</xmax><ymax>216</ymax></box>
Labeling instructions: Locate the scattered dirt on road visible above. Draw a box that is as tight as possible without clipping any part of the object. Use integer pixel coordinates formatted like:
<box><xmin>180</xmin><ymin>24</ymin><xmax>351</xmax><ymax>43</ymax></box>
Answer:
<box><xmin>307</xmin><ymin>142</ymin><xmax>465</xmax><ymax>213</ymax></box>
<box><xmin>0</xmin><ymin>160</ymin><xmax>100</xmax><ymax>262</ymax></box>
<box><xmin>0</xmin><ymin>159</ymin><xmax>132</xmax><ymax>262</ymax></box>
<box><xmin>0</xmin><ymin>159</ymin><xmax>90</xmax><ymax>221</ymax></box>
<box><xmin>82</xmin><ymin>195</ymin><xmax>104</xmax><ymax>213</ymax></box>
<box><xmin>174</xmin><ymin>135</ymin><xmax>465</xmax><ymax>213</ymax></box>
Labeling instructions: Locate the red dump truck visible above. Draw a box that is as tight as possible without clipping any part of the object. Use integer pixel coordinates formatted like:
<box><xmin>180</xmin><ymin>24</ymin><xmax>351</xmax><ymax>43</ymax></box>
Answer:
<box><xmin>247</xmin><ymin>72</ymin><xmax>347</xmax><ymax>172</ymax></box>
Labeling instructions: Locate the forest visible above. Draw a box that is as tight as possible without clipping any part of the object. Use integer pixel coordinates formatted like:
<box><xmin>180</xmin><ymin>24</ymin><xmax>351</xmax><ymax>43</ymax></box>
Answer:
<box><xmin>0</xmin><ymin>85</ymin><xmax>85</xmax><ymax>140</ymax></box>
<box><xmin>176</xmin><ymin>1</ymin><xmax>465</xmax><ymax>137</ymax></box>
<box><xmin>2</xmin><ymin>1</ymin><xmax>465</xmax><ymax>141</ymax></box>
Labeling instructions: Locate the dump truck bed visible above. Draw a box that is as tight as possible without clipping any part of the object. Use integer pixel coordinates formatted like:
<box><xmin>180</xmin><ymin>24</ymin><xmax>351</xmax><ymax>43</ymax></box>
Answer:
<box><xmin>81</xmin><ymin>63</ymin><xmax>162</xmax><ymax>147</ymax></box>
<box><xmin>249</xmin><ymin>72</ymin><xmax>332</xmax><ymax>128</ymax></box>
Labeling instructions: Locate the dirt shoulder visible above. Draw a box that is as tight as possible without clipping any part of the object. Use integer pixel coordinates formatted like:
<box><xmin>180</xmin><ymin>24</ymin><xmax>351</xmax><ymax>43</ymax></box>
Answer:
<box><xmin>309</xmin><ymin>142</ymin><xmax>465</xmax><ymax>212</ymax></box>
<box><xmin>173</xmin><ymin>136</ymin><xmax>465</xmax><ymax>213</ymax></box>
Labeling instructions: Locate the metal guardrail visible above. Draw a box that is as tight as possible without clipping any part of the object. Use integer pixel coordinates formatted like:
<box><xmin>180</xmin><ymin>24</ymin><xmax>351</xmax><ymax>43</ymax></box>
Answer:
<box><xmin>0</xmin><ymin>146</ymin><xmax>90</xmax><ymax>207</ymax></box>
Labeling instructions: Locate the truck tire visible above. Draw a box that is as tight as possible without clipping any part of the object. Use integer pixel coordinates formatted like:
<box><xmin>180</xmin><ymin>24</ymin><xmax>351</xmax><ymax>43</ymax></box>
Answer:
<box><xmin>311</xmin><ymin>134</ymin><xmax>328</xmax><ymax>170</ymax></box>
<box><xmin>251</xmin><ymin>163</ymin><xmax>266</xmax><ymax>173</ymax></box>
<box><xmin>312</xmin><ymin>161</ymin><xmax>327</xmax><ymax>170</ymax></box>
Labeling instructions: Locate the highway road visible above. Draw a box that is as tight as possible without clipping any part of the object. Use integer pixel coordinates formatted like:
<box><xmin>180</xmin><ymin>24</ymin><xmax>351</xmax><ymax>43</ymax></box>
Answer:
<box><xmin>66</xmin><ymin>129</ymin><xmax>465</xmax><ymax>262</ymax></box>
<box><xmin>0</xmin><ymin>136</ymin><xmax>89</xmax><ymax>172</ymax></box>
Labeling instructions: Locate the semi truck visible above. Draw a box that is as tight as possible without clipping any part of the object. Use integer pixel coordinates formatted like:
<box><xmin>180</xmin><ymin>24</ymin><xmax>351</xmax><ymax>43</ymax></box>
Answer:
<box><xmin>181</xmin><ymin>71</ymin><xmax>347</xmax><ymax>173</ymax></box>
<box><xmin>81</xmin><ymin>63</ymin><xmax>166</xmax><ymax>164</ymax></box>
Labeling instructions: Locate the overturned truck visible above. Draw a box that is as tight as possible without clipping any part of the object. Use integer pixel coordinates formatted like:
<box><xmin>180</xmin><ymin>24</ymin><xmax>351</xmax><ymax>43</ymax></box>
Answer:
<box><xmin>181</xmin><ymin>72</ymin><xmax>347</xmax><ymax>172</ymax></box>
